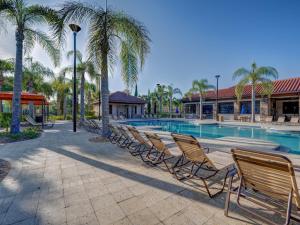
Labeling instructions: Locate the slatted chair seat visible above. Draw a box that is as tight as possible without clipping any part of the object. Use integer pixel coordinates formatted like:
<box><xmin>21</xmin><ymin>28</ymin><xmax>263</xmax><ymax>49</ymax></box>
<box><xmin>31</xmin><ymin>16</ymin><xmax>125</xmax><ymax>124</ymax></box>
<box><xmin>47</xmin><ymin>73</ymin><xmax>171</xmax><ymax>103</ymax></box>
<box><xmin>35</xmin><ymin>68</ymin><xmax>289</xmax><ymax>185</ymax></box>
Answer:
<box><xmin>171</xmin><ymin>133</ymin><xmax>234</xmax><ymax>198</ymax></box>
<box><xmin>225</xmin><ymin>148</ymin><xmax>300</xmax><ymax>225</ymax></box>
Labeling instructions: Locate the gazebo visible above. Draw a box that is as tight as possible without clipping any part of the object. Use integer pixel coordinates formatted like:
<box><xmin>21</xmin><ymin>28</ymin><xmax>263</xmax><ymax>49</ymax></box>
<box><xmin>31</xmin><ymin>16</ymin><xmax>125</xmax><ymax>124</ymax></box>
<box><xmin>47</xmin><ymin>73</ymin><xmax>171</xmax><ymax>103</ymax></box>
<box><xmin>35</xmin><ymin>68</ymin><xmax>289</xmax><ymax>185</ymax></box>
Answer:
<box><xmin>0</xmin><ymin>92</ymin><xmax>50</xmax><ymax>126</ymax></box>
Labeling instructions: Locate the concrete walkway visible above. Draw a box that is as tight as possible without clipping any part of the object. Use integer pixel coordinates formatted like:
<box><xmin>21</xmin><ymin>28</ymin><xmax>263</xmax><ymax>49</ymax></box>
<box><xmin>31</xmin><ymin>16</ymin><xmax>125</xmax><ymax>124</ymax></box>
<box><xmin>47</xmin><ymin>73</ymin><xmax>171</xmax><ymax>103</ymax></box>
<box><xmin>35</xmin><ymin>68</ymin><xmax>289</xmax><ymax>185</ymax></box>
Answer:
<box><xmin>0</xmin><ymin>122</ymin><xmax>298</xmax><ymax>225</ymax></box>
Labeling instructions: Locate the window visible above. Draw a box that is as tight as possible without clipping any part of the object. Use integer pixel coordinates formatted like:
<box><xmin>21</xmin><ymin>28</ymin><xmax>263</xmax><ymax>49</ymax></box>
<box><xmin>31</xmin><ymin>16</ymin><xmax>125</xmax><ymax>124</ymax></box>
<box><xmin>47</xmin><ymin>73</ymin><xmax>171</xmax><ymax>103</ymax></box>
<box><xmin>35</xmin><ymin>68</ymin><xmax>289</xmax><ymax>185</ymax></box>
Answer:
<box><xmin>218</xmin><ymin>102</ymin><xmax>234</xmax><ymax>114</ymax></box>
<box><xmin>109</xmin><ymin>105</ymin><xmax>112</xmax><ymax>114</ymax></box>
<box><xmin>240</xmin><ymin>101</ymin><xmax>260</xmax><ymax>114</ymax></box>
<box><xmin>134</xmin><ymin>106</ymin><xmax>137</xmax><ymax>114</ymax></box>
<box><xmin>185</xmin><ymin>104</ymin><xmax>196</xmax><ymax>114</ymax></box>
<box><xmin>283</xmin><ymin>101</ymin><xmax>299</xmax><ymax>114</ymax></box>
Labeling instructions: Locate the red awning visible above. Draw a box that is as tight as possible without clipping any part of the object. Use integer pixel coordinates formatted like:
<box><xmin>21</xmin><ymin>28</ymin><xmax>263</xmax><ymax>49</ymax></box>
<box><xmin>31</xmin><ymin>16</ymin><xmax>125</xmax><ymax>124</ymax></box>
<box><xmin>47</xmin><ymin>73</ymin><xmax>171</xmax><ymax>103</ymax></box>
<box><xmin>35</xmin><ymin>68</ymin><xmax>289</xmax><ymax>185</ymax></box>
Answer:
<box><xmin>0</xmin><ymin>92</ymin><xmax>49</xmax><ymax>105</ymax></box>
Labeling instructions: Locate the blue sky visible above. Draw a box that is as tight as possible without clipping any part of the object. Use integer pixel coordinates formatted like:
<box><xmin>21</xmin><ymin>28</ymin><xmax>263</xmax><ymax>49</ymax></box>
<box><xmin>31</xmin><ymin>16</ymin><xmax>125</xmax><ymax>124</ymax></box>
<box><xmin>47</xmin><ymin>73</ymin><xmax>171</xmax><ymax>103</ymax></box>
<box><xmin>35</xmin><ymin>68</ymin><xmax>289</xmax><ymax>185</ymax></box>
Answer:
<box><xmin>1</xmin><ymin>0</ymin><xmax>300</xmax><ymax>95</ymax></box>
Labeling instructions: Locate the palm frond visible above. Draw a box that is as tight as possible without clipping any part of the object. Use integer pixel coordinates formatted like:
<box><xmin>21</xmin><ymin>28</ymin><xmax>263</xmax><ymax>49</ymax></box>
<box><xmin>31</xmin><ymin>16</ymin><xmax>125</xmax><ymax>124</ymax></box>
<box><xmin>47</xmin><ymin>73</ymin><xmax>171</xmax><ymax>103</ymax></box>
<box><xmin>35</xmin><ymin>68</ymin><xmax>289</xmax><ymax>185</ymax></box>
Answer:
<box><xmin>120</xmin><ymin>40</ymin><xmax>138</xmax><ymax>89</ymax></box>
<box><xmin>256</xmin><ymin>66</ymin><xmax>278</xmax><ymax>80</ymax></box>
<box><xmin>24</xmin><ymin>28</ymin><xmax>60</xmax><ymax>67</ymax></box>
<box><xmin>233</xmin><ymin>68</ymin><xmax>250</xmax><ymax>80</ymax></box>
<box><xmin>66</xmin><ymin>50</ymin><xmax>83</xmax><ymax>63</ymax></box>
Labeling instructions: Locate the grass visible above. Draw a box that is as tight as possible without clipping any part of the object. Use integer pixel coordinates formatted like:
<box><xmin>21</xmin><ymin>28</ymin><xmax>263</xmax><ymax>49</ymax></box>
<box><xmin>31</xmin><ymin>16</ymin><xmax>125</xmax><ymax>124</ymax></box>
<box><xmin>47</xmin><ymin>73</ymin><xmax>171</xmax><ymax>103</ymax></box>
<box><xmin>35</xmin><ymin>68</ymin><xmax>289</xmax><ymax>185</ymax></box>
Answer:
<box><xmin>0</xmin><ymin>127</ymin><xmax>41</xmax><ymax>143</ymax></box>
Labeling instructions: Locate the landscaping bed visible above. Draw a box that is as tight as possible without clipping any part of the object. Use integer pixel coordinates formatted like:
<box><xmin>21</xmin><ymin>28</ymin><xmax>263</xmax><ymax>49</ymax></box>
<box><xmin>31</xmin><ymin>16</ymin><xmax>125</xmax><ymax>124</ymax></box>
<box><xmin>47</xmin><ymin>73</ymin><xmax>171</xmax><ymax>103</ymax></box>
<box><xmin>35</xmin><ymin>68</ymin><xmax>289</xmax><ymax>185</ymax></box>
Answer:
<box><xmin>0</xmin><ymin>127</ymin><xmax>41</xmax><ymax>143</ymax></box>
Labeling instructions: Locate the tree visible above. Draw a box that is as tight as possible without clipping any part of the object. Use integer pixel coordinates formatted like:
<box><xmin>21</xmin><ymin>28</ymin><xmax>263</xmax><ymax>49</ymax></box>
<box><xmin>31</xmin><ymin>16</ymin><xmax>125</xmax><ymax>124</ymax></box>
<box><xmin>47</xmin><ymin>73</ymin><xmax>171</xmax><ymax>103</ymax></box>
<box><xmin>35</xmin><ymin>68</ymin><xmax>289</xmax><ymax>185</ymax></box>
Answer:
<box><xmin>166</xmin><ymin>85</ymin><xmax>181</xmax><ymax>118</ymax></box>
<box><xmin>23</xmin><ymin>57</ymin><xmax>54</xmax><ymax>117</ymax></box>
<box><xmin>66</xmin><ymin>50</ymin><xmax>96</xmax><ymax>123</ymax></box>
<box><xmin>0</xmin><ymin>58</ymin><xmax>14</xmax><ymax>112</ymax></box>
<box><xmin>233</xmin><ymin>62</ymin><xmax>278</xmax><ymax>122</ymax></box>
<box><xmin>155</xmin><ymin>85</ymin><xmax>166</xmax><ymax>115</ymax></box>
<box><xmin>134</xmin><ymin>83</ymin><xmax>138</xmax><ymax>97</ymax></box>
<box><xmin>0</xmin><ymin>0</ymin><xmax>60</xmax><ymax>133</ymax></box>
<box><xmin>187</xmin><ymin>79</ymin><xmax>214</xmax><ymax>120</ymax></box>
<box><xmin>52</xmin><ymin>68</ymin><xmax>71</xmax><ymax>119</ymax></box>
<box><xmin>56</xmin><ymin>1</ymin><xmax>150</xmax><ymax>136</ymax></box>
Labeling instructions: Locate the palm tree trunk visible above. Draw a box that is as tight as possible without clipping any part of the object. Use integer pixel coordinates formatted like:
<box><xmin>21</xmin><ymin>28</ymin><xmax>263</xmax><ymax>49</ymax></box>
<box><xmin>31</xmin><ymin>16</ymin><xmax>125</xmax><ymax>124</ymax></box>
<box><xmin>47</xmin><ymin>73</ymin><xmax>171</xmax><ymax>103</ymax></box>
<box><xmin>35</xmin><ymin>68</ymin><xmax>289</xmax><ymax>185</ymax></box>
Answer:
<box><xmin>169</xmin><ymin>95</ymin><xmax>172</xmax><ymax>118</ymax></box>
<box><xmin>28</xmin><ymin>80</ymin><xmax>34</xmax><ymax>118</ymax></box>
<box><xmin>0</xmin><ymin>72</ymin><xmax>3</xmax><ymax>113</ymax></box>
<box><xmin>251</xmin><ymin>85</ymin><xmax>255</xmax><ymax>122</ymax></box>
<box><xmin>80</xmin><ymin>73</ymin><xmax>85</xmax><ymax>123</ymax></box>
<box><xmin>101</xmin><ymin>49</ymin><xmax>109</xmax><ymax>136</ymax></box>
<box><xmin>63</xmin><ymin>94</ymin><xmax>67</xmax><ymax>120</ymax></box>
<box><xmin>199</xmin><ymin>97</ymin><xmax>203</xmax><ymax>120</ymax></box>
<box><xmin>11</xmin><ymin>31</ymin><xmax>24</xmax><ymax>134</ymax></box>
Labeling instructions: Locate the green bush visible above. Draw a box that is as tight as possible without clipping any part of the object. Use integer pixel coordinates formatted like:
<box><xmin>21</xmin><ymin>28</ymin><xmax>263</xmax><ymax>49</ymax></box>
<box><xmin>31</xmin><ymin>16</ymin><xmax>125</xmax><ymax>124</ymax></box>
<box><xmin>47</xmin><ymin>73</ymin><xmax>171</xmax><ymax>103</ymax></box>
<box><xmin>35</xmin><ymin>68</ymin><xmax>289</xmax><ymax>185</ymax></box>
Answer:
<box><xmin>1</xmin><ymin>127</ymin><xmax>40</xmax><ymax>141</ymax></box>
<box><xmin>0</xmin><ymin>113</ymin><xmax>12</xmax><ymax>132</ymax></box>
<box><xmin>49</xmin><ymin>115</ymin><xmax>73</xmax><ymax>121</ymax></box>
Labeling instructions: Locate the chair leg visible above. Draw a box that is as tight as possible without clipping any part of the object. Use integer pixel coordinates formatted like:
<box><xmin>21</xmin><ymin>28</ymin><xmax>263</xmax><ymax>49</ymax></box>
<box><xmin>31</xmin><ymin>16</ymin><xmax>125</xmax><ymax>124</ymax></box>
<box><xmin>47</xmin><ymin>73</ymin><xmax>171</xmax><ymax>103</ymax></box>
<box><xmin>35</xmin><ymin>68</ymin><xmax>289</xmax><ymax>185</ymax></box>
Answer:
<box><xmin>285</xmin><ymin>190</ymin><xmax>293</xmax><ymax>225</ymax></box>
<box><xmin>224</xmin><ymin>175</ymin><xmax>234</xmax><ymax>216</ymax></box>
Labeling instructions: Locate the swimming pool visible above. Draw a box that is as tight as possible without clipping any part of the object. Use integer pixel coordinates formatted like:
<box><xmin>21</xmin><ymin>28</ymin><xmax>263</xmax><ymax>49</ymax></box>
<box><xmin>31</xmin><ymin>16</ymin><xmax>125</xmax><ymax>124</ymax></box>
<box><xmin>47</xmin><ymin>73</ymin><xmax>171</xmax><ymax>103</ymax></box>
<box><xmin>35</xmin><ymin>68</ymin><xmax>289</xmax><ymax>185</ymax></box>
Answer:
<box><xmin>125</xmin><ymin>120</ymin><xmax>300</xmax><ymax>153</ymax></box>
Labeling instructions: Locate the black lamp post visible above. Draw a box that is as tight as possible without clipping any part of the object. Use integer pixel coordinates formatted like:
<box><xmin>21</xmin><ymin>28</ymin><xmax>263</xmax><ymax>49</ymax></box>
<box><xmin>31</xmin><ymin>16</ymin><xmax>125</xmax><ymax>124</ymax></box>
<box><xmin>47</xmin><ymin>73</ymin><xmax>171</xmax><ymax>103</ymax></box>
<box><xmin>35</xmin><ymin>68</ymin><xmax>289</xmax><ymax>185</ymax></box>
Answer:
<box><xmin>156</xmin><ymin>83</ymin><xmax>161</xmax><ymax>114</ymax></box>
<box><xmin>69</xmin><ymin>24</ymin><xmax>81</xmax><ymax>132</ymax></box>
<box><xmin>98</xmin><ymin>74</ymin><xmax>101</xmax><ymax>120</ymax></box>
<box><xmin>215</xmin><ymin>75</ymin><xmax>220</xmax><ymax>120</ymax></box>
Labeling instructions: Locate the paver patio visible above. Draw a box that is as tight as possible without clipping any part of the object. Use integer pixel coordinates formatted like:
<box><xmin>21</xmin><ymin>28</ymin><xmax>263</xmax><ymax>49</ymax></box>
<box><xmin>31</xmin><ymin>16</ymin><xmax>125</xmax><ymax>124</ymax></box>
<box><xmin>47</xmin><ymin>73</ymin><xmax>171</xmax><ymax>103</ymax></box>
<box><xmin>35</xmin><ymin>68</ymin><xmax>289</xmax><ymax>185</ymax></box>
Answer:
<box><xmin>0</xmin><ymin>122</ymin><xmax>299</xmax><ymax>225</ymax></box>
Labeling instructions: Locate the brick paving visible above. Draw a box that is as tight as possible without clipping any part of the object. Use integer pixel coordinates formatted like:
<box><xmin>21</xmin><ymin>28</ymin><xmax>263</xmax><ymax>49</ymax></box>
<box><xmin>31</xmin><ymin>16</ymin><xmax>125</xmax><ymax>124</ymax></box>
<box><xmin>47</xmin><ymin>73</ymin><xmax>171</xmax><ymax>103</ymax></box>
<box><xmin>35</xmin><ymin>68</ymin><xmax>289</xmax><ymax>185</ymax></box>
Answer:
<box><xmin>0</xmin><ymin>122</ymin><xmax>298</xmax><ymax>225</ymax></box>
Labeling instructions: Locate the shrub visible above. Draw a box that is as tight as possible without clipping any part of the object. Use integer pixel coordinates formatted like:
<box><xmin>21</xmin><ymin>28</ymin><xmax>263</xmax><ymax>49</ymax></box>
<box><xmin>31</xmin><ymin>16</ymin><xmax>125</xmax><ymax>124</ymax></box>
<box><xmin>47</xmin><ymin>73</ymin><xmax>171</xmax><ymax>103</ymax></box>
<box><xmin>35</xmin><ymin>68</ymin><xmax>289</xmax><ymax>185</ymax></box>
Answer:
<box><xmin>0</xmin><ymin>113</ymin><xmax>12</xmax><ymax>132</ymax></box>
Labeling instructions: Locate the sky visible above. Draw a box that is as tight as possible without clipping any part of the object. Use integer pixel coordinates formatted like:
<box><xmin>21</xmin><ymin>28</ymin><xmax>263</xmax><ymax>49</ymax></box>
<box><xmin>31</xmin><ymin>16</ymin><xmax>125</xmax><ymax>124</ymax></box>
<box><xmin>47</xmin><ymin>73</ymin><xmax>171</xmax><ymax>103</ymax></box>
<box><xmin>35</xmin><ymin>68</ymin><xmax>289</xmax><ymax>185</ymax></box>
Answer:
<box><xmin>1</xmin><ymin>0</ymin><xmax>300</xmax><ymax>95</ymax></box>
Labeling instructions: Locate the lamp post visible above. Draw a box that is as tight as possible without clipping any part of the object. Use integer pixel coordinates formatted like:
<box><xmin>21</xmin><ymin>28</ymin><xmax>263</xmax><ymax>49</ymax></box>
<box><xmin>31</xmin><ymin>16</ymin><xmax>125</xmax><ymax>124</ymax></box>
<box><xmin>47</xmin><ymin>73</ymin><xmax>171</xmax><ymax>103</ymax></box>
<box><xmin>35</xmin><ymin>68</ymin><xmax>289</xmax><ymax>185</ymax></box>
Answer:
<box><xmin>98</xmin><ymin>74</ymin><xmax>101</xmax><ymax>120</ymax></box>
<box><xmin>215</xmin><ymin>75</ymin><xmax>220</xmax><ymax>120</ymax></box>
<box><xmin>69</xmin><ymin>24</ymin><xmax>81</xmax><ymax>132</ymax></box>
<box><xmin>156</xmin><ymin>83</ymin><xmax>161</xmax><ymax>115</ymax></box>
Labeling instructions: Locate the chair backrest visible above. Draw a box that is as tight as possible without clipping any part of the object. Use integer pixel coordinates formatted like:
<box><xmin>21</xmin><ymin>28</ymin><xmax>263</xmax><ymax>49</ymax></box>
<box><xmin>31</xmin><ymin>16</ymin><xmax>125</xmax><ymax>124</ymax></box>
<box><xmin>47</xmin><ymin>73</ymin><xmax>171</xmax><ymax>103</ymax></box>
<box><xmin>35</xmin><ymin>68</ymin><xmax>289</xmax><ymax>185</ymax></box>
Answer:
<box><xmin>145</xmin><ymin>132</ymin><xmax>171</xmax><ymax>155</ymax></box>
<box><xmin>108</xmin><ymin>124</ymin><xmax>120</xmax><ymax>135</ymax></box>
<box><xmin>265</xmin><ymin>116</ymin><xmax>273</xmax><ymax>122</ymax></box>
<box><xmin>277</xmin><ymin>116</ymin><xmax>285</xmax><ymax>123</ymax></box>
<box><xmin>127</xmin><ymin>126</ymin><xmax>149</xmax><ymax>146</ymax></box>
<box><xmin>231</xmin><ymin>148</ymin><xmax>300</xmax><ymax>207</ymax></box>
<box><xmin>118</xmin><ymin>126</ymin><xmax>131</xmax><ymax>139</ymax></box>
<box><xmin>25</xmin><ymin>115</ymin><xmax>37</xmax><ymax>125</ymax></box>
<box><xmin>171</xmin><ymin>133</ymin><xmax>215</xmax><ymax>168</ymax></box>
<box><xmin>290</xmin><ymin>117</ymin><xmax>299</xmax><ymax>123</ymax></box>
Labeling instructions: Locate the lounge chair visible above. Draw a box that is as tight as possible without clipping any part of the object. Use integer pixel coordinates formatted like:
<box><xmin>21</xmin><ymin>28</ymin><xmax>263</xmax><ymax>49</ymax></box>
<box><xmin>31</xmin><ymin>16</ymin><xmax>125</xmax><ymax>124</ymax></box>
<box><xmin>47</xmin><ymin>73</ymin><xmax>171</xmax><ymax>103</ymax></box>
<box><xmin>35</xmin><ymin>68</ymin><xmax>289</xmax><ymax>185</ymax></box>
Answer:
<box><xmin>171</xmin><ymin>133</ymin><xmax>234</xmax><ymax>198</ymax></box>
<box><xmin>290</xmin><ymin>116</ymin><xmax>299</xmax><ymax>125</ymax></box>
<box><xmin>144</xmin><ymin>132</ymin><xmax>182</xmax><ymax>173</ymax></box>
<box><xmin>127</xmin><ymin>126</ymin><xmax>153</xmax><ymax>161</ymax></box>
<box><xmin>276</xmin><ymin>116</ymin><xmax>285</xmax><ymax>124</ymax></box>
<box><xmin>225</xmin><ymin>148</ymin><xmax>300</xmax><ymax>225</ymax></box>
<box><xmin>108</xmin><ymin>124</ymin><xmax>123</xmax><ymax>144</ymax></box>
<box><xmin>119</xmin><ymin>115</ymin><xmax>126</xmax><ymax>120</ymax></box>
<box><xmin>261</xmin><ymin>116</ymin><xmax>273</xmax><ymax>123</ymax></box>
<box><xmin>25</xmin><ymin>115</ymin><xmax>54</xmax><ymax>128</ymax></box>
<box><xmin>117</xmin><ymin>126</ymin><xmax>138</xmax><ymax>148</ymax></box>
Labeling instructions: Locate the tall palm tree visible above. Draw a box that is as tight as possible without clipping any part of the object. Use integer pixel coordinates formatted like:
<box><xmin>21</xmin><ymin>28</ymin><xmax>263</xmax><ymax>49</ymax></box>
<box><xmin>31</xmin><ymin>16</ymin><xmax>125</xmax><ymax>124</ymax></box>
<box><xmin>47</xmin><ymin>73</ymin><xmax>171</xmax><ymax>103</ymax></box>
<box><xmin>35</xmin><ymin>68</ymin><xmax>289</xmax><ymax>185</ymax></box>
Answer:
<box><xmin>52</xmin><ymin>68</ymin><xmax>71</xmax><ymax>119</ymax></box>
<box><xmin>23</xmin><ymin>57</ymin><xmax>54</xmax><ymax>117</ymax></box>
<box><xmin>66</xmin><ymin>50</ymin><xmax>97</xmax><ymax>123</ymax></box>
<box><xmin>233</xmin><ymin>62</ymin><xmax>278</xmax><ymax>122</ymax></box>
<box><xmin>155</xmin><ymin>85</ymin><xmax>166</xmax><ymax>115</ymax></box>
<box><xmin>167</xmin><ymin>85</ymin><xmax>181</xmax><ymax>118</ymax></box>
<box><xmin>56</xmin><ymin>1</ymin><xmax>150</xmax><ymax>136</ymax></box>
<box><xmin>0</xmin><ymin>0</ymin><xmax>60</xmax><ymax>133</ymax></box>
<box><xmin>0</xmin><ymin>58</ymin><xmax>14</xmax><ymax>112</ymax></box>
<box><xmin>187</xmin><ymin>79</ymin><xmax>214</xmax><ymax>120</ymax></box>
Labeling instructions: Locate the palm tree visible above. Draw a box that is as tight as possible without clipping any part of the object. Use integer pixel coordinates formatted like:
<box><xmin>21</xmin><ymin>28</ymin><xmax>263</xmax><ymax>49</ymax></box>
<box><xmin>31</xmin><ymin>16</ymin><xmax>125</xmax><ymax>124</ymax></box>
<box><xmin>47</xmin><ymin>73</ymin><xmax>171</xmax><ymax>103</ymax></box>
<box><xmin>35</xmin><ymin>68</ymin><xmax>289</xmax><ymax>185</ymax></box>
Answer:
<box><xmin>66</xmin><ymin>50</ymin><xmax>97</xmax><ymax>123</ymax></box>
<box><xmin>167</xmin><ymin>85</ymin><xmax>181</xmax><ymax>118</ymax></box>
<box><xmin>155</xmin><ymin>85</ymin><xmax>166</xmax><ymax>115</ymax></box>
<box><xmin>187</xmin><ymin>79</ymin><xmax>214</xmax><ymax>120</ymax></box>
<box><xmin>52</xmin><ymin>68</ymin><xmax>71</xmax><ymax>119</ymax></box>
<box><xmin>0</xmin><ymin>58</ymin><xmax>14</xmax><ymax>112</ymax></box>
<box><xmin>23</xmin><ymin>58</ymin><xmax>54</xmax><ymax>117</ymax></box>
<box><xmin>0</xmin><ymin>0</ymin><xmax>60</xmax><ymax>133</ymax></box>
<box><xmin>56</xmin><ymin>1</ymin><xmax>150</xmax><ymax>136</ymax></box>
<box><xmin>233</xmin><ymin>62</ymin><xmax>278</xmax><ymax>122</ymax></box>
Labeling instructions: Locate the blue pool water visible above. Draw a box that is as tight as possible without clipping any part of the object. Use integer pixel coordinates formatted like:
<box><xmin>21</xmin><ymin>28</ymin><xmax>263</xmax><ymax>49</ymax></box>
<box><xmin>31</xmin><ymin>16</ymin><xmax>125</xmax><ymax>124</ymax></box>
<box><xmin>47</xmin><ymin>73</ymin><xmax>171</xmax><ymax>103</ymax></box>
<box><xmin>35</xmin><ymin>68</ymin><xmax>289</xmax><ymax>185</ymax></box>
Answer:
<box><xmin>125</xmin><ymin>120</ymin><xmax>300</xmax><ymax>153</ymax></box>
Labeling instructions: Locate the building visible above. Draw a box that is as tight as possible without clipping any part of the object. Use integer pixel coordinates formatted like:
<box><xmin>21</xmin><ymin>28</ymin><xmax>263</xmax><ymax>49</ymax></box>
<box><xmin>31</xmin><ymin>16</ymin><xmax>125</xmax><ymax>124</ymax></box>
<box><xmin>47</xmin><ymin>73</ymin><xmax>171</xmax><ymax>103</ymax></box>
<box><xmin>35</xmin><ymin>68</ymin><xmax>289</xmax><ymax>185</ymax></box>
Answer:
<box><xmin>93</xmin><ymin>91</ymin><xmax>146</xmax><ymax>119</ymax></box>
<box><xmin>182</xmin><ymin>77</ymin><xmax>300</xmax><ymax>121</ymax></box>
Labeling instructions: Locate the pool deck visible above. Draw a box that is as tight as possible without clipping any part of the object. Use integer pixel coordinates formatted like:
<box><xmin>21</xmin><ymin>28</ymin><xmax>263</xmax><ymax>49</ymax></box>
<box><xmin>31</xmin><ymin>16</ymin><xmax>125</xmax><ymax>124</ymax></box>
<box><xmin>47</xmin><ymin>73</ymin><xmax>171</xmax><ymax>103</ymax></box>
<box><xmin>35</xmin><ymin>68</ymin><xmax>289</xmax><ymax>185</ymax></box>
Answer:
<box><xmin>1</xmin><ymin>122</ymin><xmax>300</xmax><ymax>224</ymax></box>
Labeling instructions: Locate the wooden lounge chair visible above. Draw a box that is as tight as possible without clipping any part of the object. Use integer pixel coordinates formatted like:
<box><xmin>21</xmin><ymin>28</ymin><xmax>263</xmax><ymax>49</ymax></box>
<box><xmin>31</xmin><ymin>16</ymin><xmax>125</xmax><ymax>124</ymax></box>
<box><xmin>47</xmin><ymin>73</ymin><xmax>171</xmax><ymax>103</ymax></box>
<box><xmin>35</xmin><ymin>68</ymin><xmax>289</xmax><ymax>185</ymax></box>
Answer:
<box><xmin>276</xmin><ymin>116</ymin><xmax>285</xmax><ymax>124</ymax></box>
<box><xmin>171</xmin><ymin>133</ymin><xmax>234</xmax><ymax>198</ymax></box>
<box><xmin>127</xmin><ymin>126</ymin><xmax>153</xmax><ymax>161</ymax></box>
<box><xmin>25</xmin><ymin>115</ymin><xmax>54</xmax><ymax>128</ymax></box>
<box><xmin>144</xmin><ymin>132</ymin><xmax>182</xmax><ymax>173</ymax></box>
<box><xmin>225</xmin><ymin>148</ymin><xmax>300</xmax><ymax>225</ymax></box>
<box><xmin>108</xmin><ymin>124</ymin><xmax>123</xmax><ymax>144</ymax></box>
<box><xmin>290</xmin><ymin>116</ymin><xmax>299</xmax><ymax>125</ymax></box>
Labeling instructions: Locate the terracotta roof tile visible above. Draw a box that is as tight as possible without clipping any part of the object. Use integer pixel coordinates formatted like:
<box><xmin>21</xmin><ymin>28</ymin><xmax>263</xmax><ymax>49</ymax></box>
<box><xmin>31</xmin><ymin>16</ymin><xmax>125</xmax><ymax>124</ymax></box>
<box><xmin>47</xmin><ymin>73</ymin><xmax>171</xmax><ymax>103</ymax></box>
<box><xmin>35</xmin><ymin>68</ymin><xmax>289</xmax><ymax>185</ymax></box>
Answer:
<box><xmin>183</xmin><ymin>77</ymin><xmax>300</xmax><ymax>102</ymax></box>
